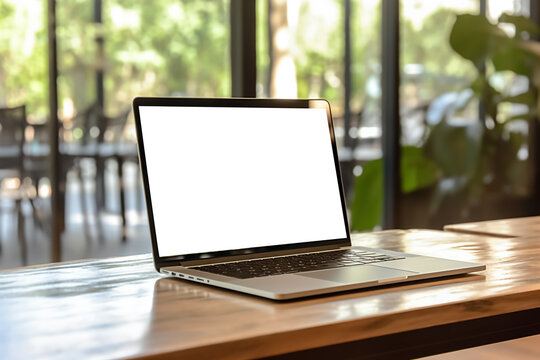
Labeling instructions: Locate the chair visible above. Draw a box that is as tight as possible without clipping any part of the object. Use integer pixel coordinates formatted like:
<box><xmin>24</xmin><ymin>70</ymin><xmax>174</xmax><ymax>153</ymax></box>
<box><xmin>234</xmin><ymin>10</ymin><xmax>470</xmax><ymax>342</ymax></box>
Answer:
<box><xmin>16</xmin><ymin>104</ymin><xmax>122</xmax><ymax>245</ymax></box>
<box><xmin>98</xmin><ymin>108</ymin><xmax>139</xmax><ymax>241</ymax></box>
<box><xmin>60</xmin><ymin>104</ymin><xmax>138</xmax><ymax>242</ymax></box>
<box><xmin>0</xmin><ymin>105</ymin><xmax>38</xmax><ymax>264</ymax></box>
<box><xmin>23</xmin><ymin>122</ymin><xmax>51</xmax><ymax>233</ymax></box>
<box><xmin>59</xmin><ymin>103</ymin><xmax>105</xmax><ymax>241</ymax></box>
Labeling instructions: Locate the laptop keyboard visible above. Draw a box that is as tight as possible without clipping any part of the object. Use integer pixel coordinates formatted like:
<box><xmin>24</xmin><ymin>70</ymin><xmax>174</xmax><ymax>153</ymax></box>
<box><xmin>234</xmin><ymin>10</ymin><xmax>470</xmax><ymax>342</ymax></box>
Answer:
<box><xmin>190</xmin><ymin>249</ymin><xmax>404</xmax><ymax>279</ymax></box>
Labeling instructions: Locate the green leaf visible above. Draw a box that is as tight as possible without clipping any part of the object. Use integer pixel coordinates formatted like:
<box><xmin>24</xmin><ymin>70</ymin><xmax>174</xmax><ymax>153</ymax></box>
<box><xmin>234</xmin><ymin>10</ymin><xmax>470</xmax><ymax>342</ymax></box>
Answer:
<box><xmin>400</xmin><ymin>146</ymin><xmax>438</xmax><ymax>194</ymax></box>
<box><xmin>449</xmin><ymin>14</ymin><xmax>504</xmax><ymax>69</ymax></box>
<box><xmin>501</xmin><ymin>91</ymin><xmax>535</xmax><ymax>106</ymax></box>
<box><xmin>349</xmin><ymin>146</ymin><xmax>439</xmax><ymax>231</ymax></box>
<box><xmin>450</xmin><ymin>14</ymin><xmax>535</xmax><ymax>76</ymax></box>
<box><xmin>425</xmin><ymin>119</ymin><xmax>483</xmax><ymax>177</ymax></box>
<box><xmin>349</xmin><ymin>159</ymin><xmax>383</xmax><ymax>232</ymax></box>
<box><xmin>492</xmin><ymin>37</ymin><xmax>533</xmax><ymax>76</ymax></box>
<box><xmin>470</xmin><ymin>75</ymin><xmax>501</xmax><ymax>120</ymax></box>
<box><xmin>0</xmin><ymin>3</ymin><xmax>15</xmax><ymax>21</ymax></box>
<box><xmin>498</xmin><ymin>13</ymin><xmax>540</xmax><ymax>37</ymax></box>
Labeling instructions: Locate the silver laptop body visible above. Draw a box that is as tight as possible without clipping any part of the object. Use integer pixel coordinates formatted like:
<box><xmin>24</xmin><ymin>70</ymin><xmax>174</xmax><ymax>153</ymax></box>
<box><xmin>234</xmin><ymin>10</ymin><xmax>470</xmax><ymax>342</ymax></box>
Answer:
<box><xmin>133</xmin><ymin>97</ymin><xmax>485</xmax><ymax>300</ymax></box>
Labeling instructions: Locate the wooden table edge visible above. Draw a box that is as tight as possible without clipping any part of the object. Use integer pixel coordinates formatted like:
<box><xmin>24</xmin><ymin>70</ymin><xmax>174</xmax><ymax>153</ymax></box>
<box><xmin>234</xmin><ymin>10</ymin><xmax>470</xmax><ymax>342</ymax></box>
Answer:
<box><xmin>442</xmin><ymin>225</ymin><xmax>516</xmax><ymax>238</ymax></box>
<box><xmin>130</xmin><ymin>287</ymin><xmax>540</xmax><ymax>360</ymax></box>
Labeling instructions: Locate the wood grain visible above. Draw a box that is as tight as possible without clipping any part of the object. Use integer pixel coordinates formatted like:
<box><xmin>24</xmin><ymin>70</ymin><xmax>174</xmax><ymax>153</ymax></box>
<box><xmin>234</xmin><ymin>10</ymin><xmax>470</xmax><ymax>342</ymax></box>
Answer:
<box><xmin>0</xmin><ymin>229</ymin><xmax>539</xmax><ymax>359</ymax></box>
<box><xmin>444</xmin><ymin>216</ymin><xmax>540</xmax><ymax>238</ymax></box>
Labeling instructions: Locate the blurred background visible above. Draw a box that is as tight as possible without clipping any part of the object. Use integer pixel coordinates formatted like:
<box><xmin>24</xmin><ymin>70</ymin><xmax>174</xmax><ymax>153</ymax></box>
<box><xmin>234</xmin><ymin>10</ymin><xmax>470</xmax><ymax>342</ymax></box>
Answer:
<box><xmin>1</xmin><ymin>0</ymin><xmax>539</xmax><ymax>269</ymax></box>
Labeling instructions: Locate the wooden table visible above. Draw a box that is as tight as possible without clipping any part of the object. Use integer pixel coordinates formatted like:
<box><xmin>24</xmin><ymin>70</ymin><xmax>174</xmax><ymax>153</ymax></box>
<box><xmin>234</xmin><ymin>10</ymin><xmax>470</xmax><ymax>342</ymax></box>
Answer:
<box><xmin>1</xmin><ymin>229</ymin><xmax>539</xmax><ymax>360</ymax></box>
<box><xmin>444</xmin><ymin>216</ymin><xmax>540</xmax><ymax>238</ymax></box>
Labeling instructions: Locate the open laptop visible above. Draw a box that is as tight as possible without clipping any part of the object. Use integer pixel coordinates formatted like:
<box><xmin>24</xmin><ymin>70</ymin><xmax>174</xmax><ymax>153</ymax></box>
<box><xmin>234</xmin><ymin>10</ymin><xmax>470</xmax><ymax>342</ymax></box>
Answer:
<box><xmin>133</xmin><ymin>97</ymin><xmax>485</xmax><ymax>300</ymax></box>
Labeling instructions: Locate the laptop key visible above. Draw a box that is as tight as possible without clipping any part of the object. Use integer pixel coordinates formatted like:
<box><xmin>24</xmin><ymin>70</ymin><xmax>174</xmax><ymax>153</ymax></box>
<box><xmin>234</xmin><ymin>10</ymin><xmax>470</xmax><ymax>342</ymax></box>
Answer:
<box><xmin>189</xmin><ymin>249</ymin><xmax>405</xmax><ymax>279</ymax></box>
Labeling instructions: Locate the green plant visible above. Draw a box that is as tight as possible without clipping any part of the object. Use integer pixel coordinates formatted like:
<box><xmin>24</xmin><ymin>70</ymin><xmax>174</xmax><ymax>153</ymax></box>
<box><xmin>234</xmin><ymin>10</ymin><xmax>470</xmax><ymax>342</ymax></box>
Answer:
<box><xmin>350</xmin><ymin>13</ymin><xmax>540</xmax><ymax>231</ymax></box>
<box><xmin>350</xmin><ymin>145</ymin><xmax>439</xmax><ymax>231</ymax></box>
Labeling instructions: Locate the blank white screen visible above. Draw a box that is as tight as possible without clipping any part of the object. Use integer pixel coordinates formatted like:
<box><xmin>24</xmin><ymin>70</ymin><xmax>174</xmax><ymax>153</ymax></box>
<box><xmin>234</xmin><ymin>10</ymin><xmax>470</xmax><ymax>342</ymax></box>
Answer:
<box><xmin>139</xmin><ymin>106</ymin><xmax>347</xmax><ymax>257</ymax></box>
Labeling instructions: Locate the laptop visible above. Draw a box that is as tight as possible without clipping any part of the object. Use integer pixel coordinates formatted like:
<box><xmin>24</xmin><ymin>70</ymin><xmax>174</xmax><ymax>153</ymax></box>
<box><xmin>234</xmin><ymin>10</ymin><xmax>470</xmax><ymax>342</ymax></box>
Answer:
<box><xmin>133</xmin><ymin>97</ymin><xmax>485</xmax><ymax>300</ymax></box>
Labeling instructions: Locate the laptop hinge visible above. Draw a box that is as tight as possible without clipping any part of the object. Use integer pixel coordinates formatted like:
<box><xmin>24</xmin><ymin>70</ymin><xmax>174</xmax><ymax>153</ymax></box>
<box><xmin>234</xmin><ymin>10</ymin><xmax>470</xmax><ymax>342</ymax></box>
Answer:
<box><xmin>178</xmin><ymin>244</ymin><xmax>346</xmax><ymax>267</ymax></box>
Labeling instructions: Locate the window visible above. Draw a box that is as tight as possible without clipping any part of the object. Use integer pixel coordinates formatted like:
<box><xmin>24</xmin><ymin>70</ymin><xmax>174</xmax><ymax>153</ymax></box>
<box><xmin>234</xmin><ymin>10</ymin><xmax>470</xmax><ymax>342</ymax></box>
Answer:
<box><xmin>0</xmin><ymin>0</ymin><xmax>47</xmax><ymax>122</ymax></box>
<box><xmin>56</xmin><ymin>0</ymin><xmax>231</xmax><ymax>118</ymax></box>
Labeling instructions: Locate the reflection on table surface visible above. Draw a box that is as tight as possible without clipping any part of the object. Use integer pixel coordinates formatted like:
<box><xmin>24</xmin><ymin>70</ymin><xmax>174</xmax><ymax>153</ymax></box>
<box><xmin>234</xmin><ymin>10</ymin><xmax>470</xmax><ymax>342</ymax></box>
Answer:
<box><xmin>0</xmin><ymin>229</ymin><xmax>539</xmax><ymax>360</ymax></box>
<box><xmin>444</xmin><ymin>216</ymin><xmax>540</xmax><ymax>238</ymax></box>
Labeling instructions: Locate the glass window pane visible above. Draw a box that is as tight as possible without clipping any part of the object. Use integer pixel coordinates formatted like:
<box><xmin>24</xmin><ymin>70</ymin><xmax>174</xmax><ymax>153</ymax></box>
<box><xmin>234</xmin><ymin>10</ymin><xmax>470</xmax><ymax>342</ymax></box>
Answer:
<box><xmin>0</xmin><ymin>0</ymin><xmax>47</xmax><ymax>122</ymax></box>
<box><xmin>104</xmin><ymin>0</ymin><xmax>231</xmax><ymax>114</ymax></box>
<box><xmin>349</xmin><ymin>0</ymin><xmax>382</xmax><ymax>158</ymax></box>
<box><xmin>257</xmin><ymin>0</ymin><xmax>344</xmax><ymax>105</ymax></box>
<box><xmin>57</xmin><ymin>0</ymin><xmax>231</xmax><ymax>118</ymax></box>
<box><xmin>57</xmin><ymin>0</ymin><xmax>95</xmax><ymax>117</ymax></box>
<box><xmin>258</xmin><ymin>0</ymin><xmax>382</xmax><ymax>232</ymax></box>
<box><xmin>399</xmin><ymin>0</ymin><xmax>538</xmax><ymax>228</ymax></box>
<box><xmin>400</xmin><ymin>0</ymin><xmax>478</xmax><ymax>146</ymax></box>
<box><xmin>257</xmin><ymin>0</ymin><xmax>381</xmax><ymax>134</ymax></box>
<box><xmin>486</xmin><ymin>0</ymin><xmax>528</xmax><ymax>21</ymax></box>
<box><xmin>399</xmin><ymin>1</ymin><xmax>479</xmax><ymax>228</ymax></box>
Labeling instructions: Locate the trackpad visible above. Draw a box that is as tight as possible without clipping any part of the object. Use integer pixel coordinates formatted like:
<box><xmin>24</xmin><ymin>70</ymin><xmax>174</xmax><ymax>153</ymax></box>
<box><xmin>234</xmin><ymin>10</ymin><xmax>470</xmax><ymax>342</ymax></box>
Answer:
<box><xmin>300</xmin><ymin>265</ymin><xmax>416</xmax><ymax>285</ymax></box>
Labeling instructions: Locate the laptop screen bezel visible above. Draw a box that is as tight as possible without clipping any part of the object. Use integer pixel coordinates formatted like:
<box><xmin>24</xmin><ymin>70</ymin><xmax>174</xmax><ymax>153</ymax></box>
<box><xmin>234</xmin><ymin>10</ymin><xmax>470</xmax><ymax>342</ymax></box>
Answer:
<box><xmin>132</xmin><ymin>97</ymin><xmax>351</xmax><ymax>271</ymax></box>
